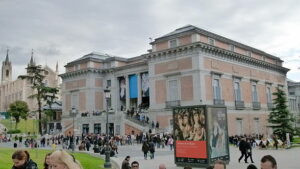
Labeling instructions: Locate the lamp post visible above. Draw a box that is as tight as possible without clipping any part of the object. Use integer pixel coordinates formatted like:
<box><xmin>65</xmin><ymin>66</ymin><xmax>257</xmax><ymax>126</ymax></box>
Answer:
<box><xmin>104</xmin><ymin>88</ymin><xmax>111</xmax><ymax>168</ymax></box>
<box><xmin>71</xmin><ymin>107</ymin><xmax>77</xmax><ymax>152</ymax></box>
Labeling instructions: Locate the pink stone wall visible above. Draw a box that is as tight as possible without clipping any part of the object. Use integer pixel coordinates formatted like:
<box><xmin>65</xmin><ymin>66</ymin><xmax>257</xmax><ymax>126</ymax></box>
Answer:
<box><xmin>180</xmin><ymin>76</ymin><xmax>194</xmax><ymax>101</ymax></box>
<box><xmin>227</xmin><ymin>113</ymin><xmax>269</xmax><ymax>136</ymax></box>
<box><xmin>258</xmin><ymin>84</ymin><xmax>266</xmax><ymax>104</ymax></box>
<box><xmin>95</xmin><ymin>78</ymin><xmax>103</xmax><ymax>87</ymax></box>
<box><xmin>79</xmin><ymin>92</ymin><xmax>86</xmax><ymax>111</ymax></box>
<box><xmin>179</xmin><ymin>35</ymin><xmax>191</xmax><ymax>46</ymax></box>
<box><xmin>65</xmin><ymin>79</ymin><xmax>87</xmax><ymax>90</ymax></box>
<box><xmin>117</xmin><ymin>61</ymin><xmax>127</xmax><ymax>67</ymax></box>
<box><xmin>95</xmin><ymin>91</ymin><xmax>103</xmax><ymax>110</ymax></box>
<box><xmin>93</xmin><ymin>62</ymin><xmax>102</xmax><ymax>69</ymax></box>
<box><xmin>65</xmin><ymin>94</ymin><xmax>71</xmax><ymax>112</ymax></box>
<box><xmin>80</xmin><ymin>63</ymin><xmax>87</xmax><ymax>70</ymax></box>
<box><xmin>155</xmin><ymin>41</ymin><xmax>168</xmax><ymax>51</ymax></box>
<box><xmin>200</xmin><ymin>34</ymin><xmax>208</xmax><ymax>43</ymax></box>
<box><xmin>155</xmin><ymin>80</ymin><xmax>166</xmax><ymax>104</ymax></box>
<box><xmin>154</xmin><ymin>57</ymin><xmax>192</xmax><ymax>75</ymax></box>
<box><xmin>125</xmin><ymin>124</ymin><xmax>142</xmax><ymax>135</ymax></box>
<box><xmin>205</xmin><ymin>75</ymin><xmax>213</xmax><ymax>100</ymax></box>
<box><xmin>156</xmin><ymin>115</ymin><xmax>172</xmax><ymax>128</ymax></box>
<box><xmin>241</xmin><ymin>81</ymin><xmax>251</xmax><ymax>103</ymax></box>
<box><xmin>216</xmin><ymin>40</ymin><xmax>229</xmax><ymax>50</ymax></box>
<box><xmin>221</xmin><ymin>78</ymin><xmax>234</xmax><ymax>102</ymax></box>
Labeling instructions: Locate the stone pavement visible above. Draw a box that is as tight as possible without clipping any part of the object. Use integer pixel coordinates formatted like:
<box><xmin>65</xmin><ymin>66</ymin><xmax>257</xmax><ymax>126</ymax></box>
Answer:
<box><xmin>111</xmin><ymin>144</ymin><xmax>300</xmax><ymax>169</ymax></box>
<box><xmin>1</xmin><ymin>141</ymin><xmax>299</xmax><ymax>169</ymax></box>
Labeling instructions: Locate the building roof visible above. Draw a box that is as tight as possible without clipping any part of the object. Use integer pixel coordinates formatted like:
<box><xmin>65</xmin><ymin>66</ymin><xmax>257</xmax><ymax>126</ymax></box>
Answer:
<box><xmin>153</xmin><ymin>25</ymin><xmax>283</xmax><ymax>61</ymax></box>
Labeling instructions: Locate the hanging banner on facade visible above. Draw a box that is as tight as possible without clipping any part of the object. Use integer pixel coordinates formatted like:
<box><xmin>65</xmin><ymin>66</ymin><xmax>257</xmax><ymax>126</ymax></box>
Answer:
<box><xmin>119</xmin><ymin>77</ymin><xmax>126</xmax><ymax>100</ymax></box>
<box><xmin>129</xmin><ymin>74</ymin><xmax>138</xmax><ymax>99</ymax></box>
<box><xmin>174</xmin><ymin>106</ymin><xmax>208</xmax><ymax>164</ymax></box>
<box><xmin>207</xmin><ymin>106</ymin><xmax>229</xmax><ymax>160</ymax></box>
<box><xmin>141</xmin><ymin>72</ymin><xmax>149</xmax><ymax>97</ymax></box>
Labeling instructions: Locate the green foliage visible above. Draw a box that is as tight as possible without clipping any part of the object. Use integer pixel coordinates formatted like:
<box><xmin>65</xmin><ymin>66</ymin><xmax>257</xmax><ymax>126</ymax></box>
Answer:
<box><xmin>18</xmin><ymin>64</ymin><xmax>59</xmax><ymax>135</ymax></box>
<box><xmin>0</xmin><ymin>119</ymin><xmax>38</xmax><ymax>134</ymax></box>
<box><xmin>269</xmin><ymin>87</ymin><xmax>295</xmax><ymax>141</ymax></box>
<box><xmin>7</xmin><ymin>101</ymin><xmax>30</xmax><ymax>129</ymax></box>
<box><xmin>0</xmin><ymin>148</ymin><xmax>104</xmax><ymax>169</ymax></box>
<box><xmin>7</xmin><ymin>129</ymin><xmax>21</xmax><ymax>134</ymax></box>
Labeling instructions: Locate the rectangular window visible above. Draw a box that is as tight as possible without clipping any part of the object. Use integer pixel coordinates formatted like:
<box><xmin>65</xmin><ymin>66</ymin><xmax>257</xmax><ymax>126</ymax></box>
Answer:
<box><xmin>229</xmin><ymin>44</ymin><xmax>235</xmax><ymax>52</ymax></box>
<box><xmin>266</xmin><ymin>86</ymin><xmax>272</xmax><ymax>103</ymax></box>
<box><xmin>254</xmin><ymin>118</ymin><xmax>260</xmax><ymax>134</ymax></box>
<box><xmin>236</xmin><ymin>119</ymin><xmax>243</xmax><ymax>135</ymax></box>
<box><xmin>191</xmin><ymin>34</ymin><xmax>200</xmax><ymax>42</ymax></box>
<box><xmin>213</xmin><ymin>79</ymin><xmax>221</xmax><ymax>99</ymax></box>
<box><xmin>71</xmin><ymin>93</ymin><xmax>79</xmax><ymax>109</ymax></box>
<box><xmin>208</xmin><ymin>38</ymin><xmax>215</xmax><ymax>46</ymax></box>
<box><xmin>252</xmin><ymin>84</ymin><xmax>258</xmax><ymax>102</ymax></box>
<box><xmin>169</xmin><ymin>39</ymin><xmax>178</xmax><ymax>48</ymax></box>
<box><xmin>82</xmin><ymin>124</ymin><xmax>89</xmax><ymax>134</ymax></box>
<box><xmin>94</xmin><ymin>123</ymin><xmax>101</xmax><ymax>134</ymax></box>
<box><xmin>168</xmin><ymin>80</ymin><xmax>179</xmax><ymax>101</ymax></box>
<box><xmin>234</xmin><ymin>81</ymin><xmax>241</xmax><ymax>101</ymax></box>
<box><xmin>107</xmin><ymin>80</ymin><xmax>111</xmax><ymax>88</ymax></box>
<box><xmin>246</xmin><ymin>51</ymin><xmax>252</xmax><ymax>57</ymax></box>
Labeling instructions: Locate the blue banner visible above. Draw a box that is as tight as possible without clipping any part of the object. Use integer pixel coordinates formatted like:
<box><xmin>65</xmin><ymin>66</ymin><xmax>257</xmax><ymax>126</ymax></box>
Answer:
<box><xmin>129</xmin><ymin>74</ymin><xmax>138</xmax><ymax>98</ymax></box>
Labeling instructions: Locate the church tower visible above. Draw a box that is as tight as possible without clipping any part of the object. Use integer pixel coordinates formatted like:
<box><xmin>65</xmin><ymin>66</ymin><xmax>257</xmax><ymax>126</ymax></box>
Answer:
<box><xmin>2</xmin><ymin>49</ymin><xmax>12</xmax><ymax>84</ymax></box>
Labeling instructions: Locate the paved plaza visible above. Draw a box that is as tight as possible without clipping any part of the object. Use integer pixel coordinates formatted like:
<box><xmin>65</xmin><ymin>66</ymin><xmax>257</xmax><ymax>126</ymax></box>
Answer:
<box><xmin>1</xmin><ymin>141</ymin><xmax>299</xmax><ymax>169</ymax></box>
<box><xmin>112</xmin><ymin>144</ymin><xmax>300</xmax><ymax>169</ymax></box>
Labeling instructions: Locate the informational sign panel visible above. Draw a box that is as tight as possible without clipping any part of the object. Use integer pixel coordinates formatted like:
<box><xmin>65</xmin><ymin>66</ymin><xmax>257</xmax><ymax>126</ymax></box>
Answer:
<box><xmin>173</xmin><ymin>105</ymin><xmax>229</xmax><ymax>167</ymax></box>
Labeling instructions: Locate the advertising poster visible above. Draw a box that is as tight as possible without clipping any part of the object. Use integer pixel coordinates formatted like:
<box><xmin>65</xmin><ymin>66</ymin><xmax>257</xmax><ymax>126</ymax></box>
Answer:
<box><xmin>174</xmin><ymin>106</ymin><xmax>208</xmax><ymax>165</ymax></box>
<box><xmin>207</xmin><ymin>106</ymin><xmax>229</xmax><ymax>161</ymax></box>
<box><xmin>119</xmin><ymin>77</ymin><xmax>126</xmax><ymax>100</ymax></box>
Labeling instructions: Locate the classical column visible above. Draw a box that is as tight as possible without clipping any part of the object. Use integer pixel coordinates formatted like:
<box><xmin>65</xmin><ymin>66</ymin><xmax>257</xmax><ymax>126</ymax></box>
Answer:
<box><xmin>125</xmin><ymin>75</ymin><xmax>130</xmax><ymax>110</ymax></box>
<box><xmin>137</xmin><ymin>73</ymin><xmax>142</xmax><ymax>106</ymax></box>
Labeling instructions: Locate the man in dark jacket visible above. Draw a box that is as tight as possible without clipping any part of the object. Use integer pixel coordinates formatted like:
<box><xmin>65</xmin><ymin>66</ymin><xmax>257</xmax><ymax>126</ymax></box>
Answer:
<box><xmin>121</xmin><ymin>156</ymin><xmax>131</xmax><ymax>169</ymax></box>
<box><xmin>238</xmin><ymin>137</ymin><xmax>247</xmax><ymax>163</ymax></box>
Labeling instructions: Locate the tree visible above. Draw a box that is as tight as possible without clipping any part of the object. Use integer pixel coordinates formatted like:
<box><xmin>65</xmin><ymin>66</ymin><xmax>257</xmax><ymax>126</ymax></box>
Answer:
<box><xmin>19</xmin><ymin>64</ymin><xmax>59</xmax><ymax>135</ymax></box>
<box><xmin>8</xmin><ymin>101</ymin><xmax>29</xmax><ymax>129</ymax></box>
<box><xmin>269</xmin><ymin>87</ymin><xmax>295</xmax><ymax>141</ymax></box>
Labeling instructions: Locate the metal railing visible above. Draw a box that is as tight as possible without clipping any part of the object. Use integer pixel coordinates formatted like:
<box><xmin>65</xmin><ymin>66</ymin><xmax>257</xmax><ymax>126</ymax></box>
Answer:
<box><xmin>213</xmin><ymin>99</ymin><xmax>225</xmax><ymax>106</ymax></box>
<box><xmin>252</xmin><ymin>101</ymin><xmax>261</xmax><ymax>110</ymax></box>
<box><xmin>235</xmin><ymin>100</ymin><xmax>245</xmax><ymax>109</ymax></box>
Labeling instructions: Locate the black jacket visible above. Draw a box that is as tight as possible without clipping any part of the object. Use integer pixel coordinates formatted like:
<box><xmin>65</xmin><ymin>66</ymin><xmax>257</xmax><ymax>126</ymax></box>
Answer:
<box><xmin>12</xmin><ymin>159</ymin><xmax>38</xmax><ymax>169</ymax></box>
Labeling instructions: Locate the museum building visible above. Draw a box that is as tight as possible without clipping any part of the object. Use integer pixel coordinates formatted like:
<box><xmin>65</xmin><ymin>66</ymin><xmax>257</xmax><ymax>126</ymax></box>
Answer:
<box><xmin>60</xmin><ymin>25</ymin><xmax>289</xmax><ymax>136</ymax></box>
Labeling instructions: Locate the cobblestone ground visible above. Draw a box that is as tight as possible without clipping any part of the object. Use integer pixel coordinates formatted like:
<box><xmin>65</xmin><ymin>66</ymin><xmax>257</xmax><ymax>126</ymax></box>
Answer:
<box><xmin>1</xmin><ymin>142</ymin><xmax>299</xmax><ymax>169</ymax></box>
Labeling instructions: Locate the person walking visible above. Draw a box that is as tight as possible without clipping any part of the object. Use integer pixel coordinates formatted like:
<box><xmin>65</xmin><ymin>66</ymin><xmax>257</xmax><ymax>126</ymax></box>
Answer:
<box><xmin>149</xmin><ymin>140</ymin><xmax>155</xmax><ymax>159</ymax></box>
<box><xmin>245</xmin><ymin>138</ymin><xmax>254</xmax><ymax>163</ymax></box>
<box><xmin>121</xmin><ymin>156</ymin><xmax>131</xmax><ymax>169</ymax></box>
<box><xmin>167</xmin><ymin>136</ymin><xmax>174</xmax><ymax>151</ymax></box>
<box><xmin>142</xmin><ymin>141</ymin><xmax>149</xmax><ymax>160</ymax></box>
<box><xmin>238</xmin><ymin>137</ymin><xmax>247</xmax><ymax>163</ymax></box>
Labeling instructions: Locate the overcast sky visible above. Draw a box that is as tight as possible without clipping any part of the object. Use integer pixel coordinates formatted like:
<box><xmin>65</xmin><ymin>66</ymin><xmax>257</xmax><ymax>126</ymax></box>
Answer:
<box><xmin>0</xmin><ymin>0</ymin><xmax>299</xmax><ymax>81</ymax></box>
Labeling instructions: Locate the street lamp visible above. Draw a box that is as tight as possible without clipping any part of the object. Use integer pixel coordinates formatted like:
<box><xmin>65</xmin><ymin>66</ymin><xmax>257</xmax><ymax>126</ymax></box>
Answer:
<box><xmin>71</xmin><ymin>107</ymin><xmax>77</xmax><ymax>152</ymax></box>
<box><xmin>103</xmin><ymin>87</ymin><xmax>111</xmax><ymax>168</ymax></box>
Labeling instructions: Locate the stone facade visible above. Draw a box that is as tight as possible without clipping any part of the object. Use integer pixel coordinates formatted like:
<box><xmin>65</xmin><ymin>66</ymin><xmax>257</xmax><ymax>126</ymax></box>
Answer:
<box><xmin>0</xmin><ymin>52</ymin><xmax>60</xmax><ymax>116</ymax></box>
<box><xmin>60</xmin><ymin>25</ymin><xmax>289</xmax><ymax>136</ymax></box>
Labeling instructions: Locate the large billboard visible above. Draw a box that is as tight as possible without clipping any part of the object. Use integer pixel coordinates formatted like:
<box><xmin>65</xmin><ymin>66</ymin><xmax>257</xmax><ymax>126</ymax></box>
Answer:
<box><xmin>173</xmin><ymin>105</ymin><xmax>229</xmax><ymax>167</ymax></box>
<box><xmin>174</xmin><ymin>106</ymin><xmax>208</xmax><ymax>165</ymax></box>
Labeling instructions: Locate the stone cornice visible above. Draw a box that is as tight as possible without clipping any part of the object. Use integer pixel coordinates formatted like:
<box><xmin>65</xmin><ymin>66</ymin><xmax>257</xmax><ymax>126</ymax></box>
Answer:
<box><xmin>60</xmin><ymin>61</ymin><xmax>148</xmax><ymax>79</ymax></box>
<box><xmin>146</xmin><ymin>42</ymin><xmax>290</xmax><ymax>74</ymax></box>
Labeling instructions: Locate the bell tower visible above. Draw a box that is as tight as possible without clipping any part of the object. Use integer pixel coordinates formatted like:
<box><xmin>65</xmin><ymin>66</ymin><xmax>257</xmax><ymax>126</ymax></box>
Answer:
<box><xmin>2</xmin><ymin>49</ymin><xmax>12</xmax><ymax>84</ymax></box>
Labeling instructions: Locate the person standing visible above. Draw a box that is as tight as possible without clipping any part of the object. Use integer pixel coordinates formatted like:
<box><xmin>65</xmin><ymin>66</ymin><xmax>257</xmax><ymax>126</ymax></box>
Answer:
<box><xmin>11</xmin><ymin>150</ymin><xmax>38</xmax><ymax>169</ymax></box>
<box><xmin>142</xmin><ymin>141</ymin><xmax>149</xmax><ymax>160</ymax></box>
<box><xmin>149</xmin><ymin>140</ymin><xmax>155</xmax><ymax>159</ymax></box>
<box><xmin>167</xmin><ymin>136</ymin><xmax>174</xmax><ymax>151</ymax></box>
<box><xmin>121</xmin><ymin>156</ymin><xmax>131</xmax><ymax>169</ymax></box>
<box><xmin>238</xmin><ymin>137</ymin><xmax>247</xmax><ymax>163</ymax></box>
<box><xmin>131</xmin><ymin>161</ymin><xmax>140</xmax><ymax>169</ymax></box>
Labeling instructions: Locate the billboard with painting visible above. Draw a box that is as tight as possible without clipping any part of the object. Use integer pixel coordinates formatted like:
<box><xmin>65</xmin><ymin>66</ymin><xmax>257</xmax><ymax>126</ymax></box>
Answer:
<box><xmin>173</xmin><ymin>105</ymin><xmax>229</xmax><ymax>167</ymax></box>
